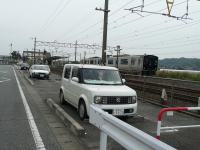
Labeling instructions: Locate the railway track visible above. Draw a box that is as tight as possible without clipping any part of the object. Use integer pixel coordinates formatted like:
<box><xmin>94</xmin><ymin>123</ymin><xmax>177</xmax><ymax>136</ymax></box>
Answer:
<box><xmin>121</xmin><ymin>73</ymin><xmax>200</xmax><ymax>109</ymax></box>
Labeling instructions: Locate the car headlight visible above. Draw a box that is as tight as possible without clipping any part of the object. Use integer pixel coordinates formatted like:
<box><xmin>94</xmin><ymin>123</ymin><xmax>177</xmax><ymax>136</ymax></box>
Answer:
<box><xmin>94</xmin><ymin>96</ymin><xmax>108</xmax><ymax>104</ymax></box>
<box><xmin>128</xmin><ymin>96</ymin><xmax>137</xmax><ymax>104</ymax></box>
<box><xmin>94</xmin><ymin>96</ymin><xmax>102</xmax><ymax>104</ymax></box>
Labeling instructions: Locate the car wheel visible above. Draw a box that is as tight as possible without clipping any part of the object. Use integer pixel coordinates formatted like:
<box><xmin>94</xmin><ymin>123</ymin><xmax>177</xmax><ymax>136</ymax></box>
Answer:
<box><xmin>78</xmin><ymin>100</ymin><xmax>87</xmax><ymax>120</ymax></box>
<box><xmin>59</xmin><ymin>91</ymin><xmax>65</xmax><ymax>105</ymax></box>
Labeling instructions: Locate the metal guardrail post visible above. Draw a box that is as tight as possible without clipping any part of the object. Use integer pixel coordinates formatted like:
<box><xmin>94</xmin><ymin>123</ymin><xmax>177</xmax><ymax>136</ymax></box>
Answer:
<box><xmin>90</xmin><ymin>105</ymin><xmax>176</xmax><ymax>150</ymax></box>
<box><xmin>100</xmin><ymin>131</ymin><xmax>108</xmax><ymax>150</ymax></box>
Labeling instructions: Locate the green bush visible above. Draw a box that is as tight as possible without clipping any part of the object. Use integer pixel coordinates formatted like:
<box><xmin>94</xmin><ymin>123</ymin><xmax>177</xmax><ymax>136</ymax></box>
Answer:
<box><xmin>156</xmin><ymin>71</ymin><xmax>200</xmax><ymax>81</ymax></box>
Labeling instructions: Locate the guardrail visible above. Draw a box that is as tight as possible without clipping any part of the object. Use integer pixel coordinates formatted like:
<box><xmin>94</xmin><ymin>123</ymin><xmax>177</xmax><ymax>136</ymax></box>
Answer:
<box><xmin>89</xmin><ymin>105</ymin><xmax>176</xmax><ymax>150</ymax></box>
<box><xmin>156</xmin><ymin>107</ymin><xmax>200</xmax><ymax>140</ymax></box>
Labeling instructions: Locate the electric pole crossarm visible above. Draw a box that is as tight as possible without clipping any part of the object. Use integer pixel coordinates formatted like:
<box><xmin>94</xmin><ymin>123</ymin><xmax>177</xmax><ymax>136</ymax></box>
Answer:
<box><xmin>35</xmin><ymin>40</ymin><xmax>116</xmax><ymax>51</ymax></box>
<box><xmin>125</xmin><ymin>0</ymin><xmax>191</xmax><ymax>21</ymax></box>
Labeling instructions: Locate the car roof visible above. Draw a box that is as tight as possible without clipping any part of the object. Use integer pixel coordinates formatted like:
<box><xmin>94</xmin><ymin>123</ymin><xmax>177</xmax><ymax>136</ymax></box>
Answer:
<box><xmin>64</xmin><ymin>64</ymin><xmax>118</xmax><ymax>70</ymax></box>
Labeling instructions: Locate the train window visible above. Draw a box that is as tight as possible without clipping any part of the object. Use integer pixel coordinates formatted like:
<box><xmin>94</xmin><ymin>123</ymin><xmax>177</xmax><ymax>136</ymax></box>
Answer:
<box><xmin>138</xmin><ymin>58</ymin><xmax>141</xmax><ymax>65</ymax></box>
<box><xmin>120</xmin><ymin>59</ymin><xmax>128</xmax><ymax>65</ymax></box>
<box><xmin>131</xmin><ymin>58</ymin><xmax>135</xmax><ymax>65</ymax></box>
<box><xmin>108</xmin><ymin>59</ymin><xmax>113</xmax><ymax>64</ymax></box>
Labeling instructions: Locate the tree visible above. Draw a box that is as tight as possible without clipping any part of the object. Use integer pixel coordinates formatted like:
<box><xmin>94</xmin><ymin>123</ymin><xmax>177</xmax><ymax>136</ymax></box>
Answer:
<box><xmin>11</xmin><ymin>51</ymin><xmax>21</xmax><ymax>60</ymax></box>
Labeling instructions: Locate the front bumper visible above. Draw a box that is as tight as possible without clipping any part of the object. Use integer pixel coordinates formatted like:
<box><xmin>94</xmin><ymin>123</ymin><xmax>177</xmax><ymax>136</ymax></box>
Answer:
<box><xmin>33</xmin><ymin>73</ymin><xmax>49</xmax><ymax>78</ymax></box>
<box><xmin>96</xmin><ymin>103</ymin><xmax>137</xmax><ymax>116</ymax></box>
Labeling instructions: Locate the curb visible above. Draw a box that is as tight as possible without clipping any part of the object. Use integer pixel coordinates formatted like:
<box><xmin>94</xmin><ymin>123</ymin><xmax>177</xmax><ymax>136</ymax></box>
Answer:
<box><xmin>24</xmin><ymin>74</ymin><xmax>34</xmax><ymax>85</ymax></box>
<box><xmin>46</xmin><ymin>98</ymin><xmax>86</xmax><ymax>137</ymax></box>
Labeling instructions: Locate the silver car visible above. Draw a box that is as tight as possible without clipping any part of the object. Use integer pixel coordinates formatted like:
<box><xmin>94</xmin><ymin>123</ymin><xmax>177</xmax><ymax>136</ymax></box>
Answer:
<box><xmin>29</xmin><ymin>65</ymin><xmax>50</xmax><ymax>79</ymax></box>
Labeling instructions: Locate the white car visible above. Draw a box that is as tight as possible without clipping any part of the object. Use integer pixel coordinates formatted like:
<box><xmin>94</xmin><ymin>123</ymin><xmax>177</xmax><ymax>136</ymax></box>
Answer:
<box><xmin>60</xmin><ymin>64</ymin><xmax>137</xmax><ymax>120</ymax></box>
<box><xmin>29</xmin><ymin>65</ymin><xmax>50</xmax><ymax>79</ymax></box>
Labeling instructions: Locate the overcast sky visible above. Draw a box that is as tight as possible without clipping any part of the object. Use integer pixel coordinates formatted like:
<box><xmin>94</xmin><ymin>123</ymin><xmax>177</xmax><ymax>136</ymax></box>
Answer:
<box><xmin>0</xmin><ymin>0</ymin><xmax>199</xmax><ymax>59</ymax></box>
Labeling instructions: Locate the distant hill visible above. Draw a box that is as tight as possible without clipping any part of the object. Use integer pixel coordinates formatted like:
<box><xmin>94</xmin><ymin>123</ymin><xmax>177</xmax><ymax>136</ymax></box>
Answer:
<box><xmin>158</xmin><ymin>58</ymin><xmax>200</xmax><ymax>71</ymax></box>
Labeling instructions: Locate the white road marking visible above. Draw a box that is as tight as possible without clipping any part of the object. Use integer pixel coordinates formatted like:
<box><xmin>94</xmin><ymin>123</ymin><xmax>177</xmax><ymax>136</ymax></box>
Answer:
<box><xmin>161</xmin><ymin>129</ymin><xmax>179</xmax><ymax>133</ymax></box>
<box><xmin>13</xmin><ymin>67</ymin><xmax>46</xmax><ymax>150</ymax></box>
<box><xmin>0</xmin><ymin>79</ymin><xmax>11</xmax><ymax>83</ymax></box>
<box><xmin>0</xmin><ymin>71</ymin><xmax>7</xmax><ymax>74</ymax></box>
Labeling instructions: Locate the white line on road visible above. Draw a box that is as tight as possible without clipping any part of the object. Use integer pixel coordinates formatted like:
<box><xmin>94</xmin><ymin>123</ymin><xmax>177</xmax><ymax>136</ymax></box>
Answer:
<box><xmin>0</xmin><ymin>79</ymin><xmax>10</xmax><ymax>83</ymax></box>
<box><xmin>13</xmin><ymin>67</ymin><xmax>46</xmax><ymax>150</ymax></box>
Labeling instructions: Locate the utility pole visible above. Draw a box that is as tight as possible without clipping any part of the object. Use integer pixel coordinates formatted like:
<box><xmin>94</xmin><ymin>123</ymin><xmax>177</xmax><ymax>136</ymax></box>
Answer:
<box><xmin>33</xmin><ymin>37</ymin><xmax>36</xmax><ymax>64</ymax></box>
<box><xmin>83</xmin><ymin>51</ymin><xmax>86</xmax><ymax>64</ymax></box>
<box><xmin>75</xmin><ymin>40</ymin><xmax>77</xmax><ymax>62</ymax></box>
<box><xmin>96</xmin><ymin>0</ymin><xmax>110</xmax><ymax>65</ymax></box>
<box><xmin>10</xmin><ymin>43</ymin><xmax>13</xmax><ymax>61</ymax></box>
<box><xmin>115</xmin><ymin>45</ymin><xmax>122</xmax><ymax>68</ymax></box>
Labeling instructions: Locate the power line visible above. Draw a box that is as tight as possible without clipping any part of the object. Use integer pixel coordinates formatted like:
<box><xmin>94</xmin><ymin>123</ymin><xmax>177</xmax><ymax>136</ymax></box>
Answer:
<box><xmin>75</xmin><ymin>0</ymin><xmax>161</xmax><ymax>42</ymax></box>
<box><xmin>109</xmin><ymin>0</ymin><xmax>136</xmax><ymax>17</ymax></box>
<box><xmin>38</xmin><ymin>0</ymin><xmax>65</xmax><ymax>33</ymax></box>
<box><xmin>123</xmin><ymin>40</ymin><xmax>200</xmax><ymax>50</ymax></box>
<box><xmin>139</xmin><ymin>35</ymin><xmax>200</xmax><ymax>47</ymax></box>
<box><xmin>111</xmin><ymin>10</ymin><xmax>200</xmax><ymax>43</ymax></box>
<box><xmin>108</xmin><ymin>0</ymin><xmax>188</xmax><ymax>31</ymax></box>
<box><xmin>60</xmin><ymin>0</ymin><xmax>138</xmax><ymax>41</ymax></box>
<box><xmin>39</xmin><ymin>0</ymin><xmax>72</xmax><ymax>34</ymax></box>
<box><xmin>121</xmin><ymin>19</ymin><xmax>200</xmax><ymax>44</ymax></box>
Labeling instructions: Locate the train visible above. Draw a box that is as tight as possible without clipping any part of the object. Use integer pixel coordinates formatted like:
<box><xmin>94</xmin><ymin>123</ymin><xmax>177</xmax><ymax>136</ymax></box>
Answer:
<box><xmin>80</xmin><ymin>54</ymin><xmax>158</xmax><ymax>76</ymax></box>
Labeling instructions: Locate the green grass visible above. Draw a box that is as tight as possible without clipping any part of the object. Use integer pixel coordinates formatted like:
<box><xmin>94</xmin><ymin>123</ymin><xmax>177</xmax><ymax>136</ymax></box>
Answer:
<box><xmin>156</xmin><ymin>70</ymin><xmax>200</xmax><ymax>81</ymax></box>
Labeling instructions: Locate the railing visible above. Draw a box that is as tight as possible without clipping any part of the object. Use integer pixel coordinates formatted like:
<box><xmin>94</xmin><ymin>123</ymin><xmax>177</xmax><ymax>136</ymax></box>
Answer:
<box><xmin>89</xmin><ymin>105</ymin><xmax>176</xmax><ymax>150</ymax></box>
<box><xmin>156</xmin><ymin>107</ymin><xmax>200</xmax><ymax>140</ymax></box>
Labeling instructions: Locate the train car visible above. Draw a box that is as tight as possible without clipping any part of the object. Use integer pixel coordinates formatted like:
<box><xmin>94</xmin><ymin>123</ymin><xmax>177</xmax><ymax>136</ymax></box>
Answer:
<box><xmin>80</xmin><ymin>57</ymin><xmax>101</xmax><ymax>65</ymax></box>
<box><xmin>106</xmin><ymin>55</ymin><xmax>158</xmax><ymax>75</ymax></box>
<box><xmin>81</xmin><ymin>55</ymin><xmax>158</xmax><ymax>76</ymax></box>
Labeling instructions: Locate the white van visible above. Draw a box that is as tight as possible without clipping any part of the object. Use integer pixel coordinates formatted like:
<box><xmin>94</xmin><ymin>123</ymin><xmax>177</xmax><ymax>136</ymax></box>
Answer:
<box><xmin>59</xmin><ymin>64</ymin><xmax>137</xmax><ymax>120</ymax></box>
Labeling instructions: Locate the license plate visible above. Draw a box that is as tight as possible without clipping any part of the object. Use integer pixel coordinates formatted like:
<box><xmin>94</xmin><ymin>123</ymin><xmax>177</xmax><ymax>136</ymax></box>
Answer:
<box><xmin>113</xmin><ymin>109</ymin><xmax>124</xmax><ymax>115</ymax></box>
<box><xmin>40</xmin><ymin>74</ymin><xmax>44</xmax><ymax>77</ymax></box>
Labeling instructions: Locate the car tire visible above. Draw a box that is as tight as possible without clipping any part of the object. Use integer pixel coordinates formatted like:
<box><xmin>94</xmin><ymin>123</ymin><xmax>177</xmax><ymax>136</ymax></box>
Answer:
<box><xmin>59</xmin><ymin>91</ymin><xmax>65</xmax><ymax>105</ymax></box>
<box><xmin>78</xmin><ymin>100</ymin><xmax>87</xmax><ymax>121</ymax></box>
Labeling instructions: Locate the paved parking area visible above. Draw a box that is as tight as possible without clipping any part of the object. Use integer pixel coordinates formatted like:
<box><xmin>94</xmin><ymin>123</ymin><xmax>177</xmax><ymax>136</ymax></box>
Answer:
<box><xmin>23</xmin><ymin>70</ymin><xmax>200</xmax><ymax>150</ymax></box>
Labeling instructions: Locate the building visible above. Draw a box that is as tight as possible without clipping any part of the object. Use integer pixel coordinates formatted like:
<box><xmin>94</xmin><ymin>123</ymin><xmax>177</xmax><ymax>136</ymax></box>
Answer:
<box><xmin>0</xmin><ymin>55</ymin><xmax>10</xmax><ymax>64</ymax></box>
<box><xmin>23</xmin><ymin>50</ymin><xmax>51</xmax><ymax>64</ymax></box>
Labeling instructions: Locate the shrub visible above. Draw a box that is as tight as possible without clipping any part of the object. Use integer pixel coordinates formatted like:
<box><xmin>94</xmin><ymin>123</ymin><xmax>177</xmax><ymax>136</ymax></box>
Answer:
<box><xmin>156</xmin><ymin>70</ymin><xmax>200</xmax><ymax>81</ymax></box>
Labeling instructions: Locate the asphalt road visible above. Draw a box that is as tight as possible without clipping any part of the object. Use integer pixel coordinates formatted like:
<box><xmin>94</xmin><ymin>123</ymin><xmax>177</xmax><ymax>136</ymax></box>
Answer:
<box><xmin>0</xmin><ymin>65</ymin><xmax>36</xmax><ymax>149</ymax></box>
<box><xmin>28</xmin><ymin>71</ymin><xmax>200</xmax><ymax>150</ymax></box>
<box><xmin>0</xmin><ymin>65</ymin><xmax>63</xmax><ymax>150</ymax></box>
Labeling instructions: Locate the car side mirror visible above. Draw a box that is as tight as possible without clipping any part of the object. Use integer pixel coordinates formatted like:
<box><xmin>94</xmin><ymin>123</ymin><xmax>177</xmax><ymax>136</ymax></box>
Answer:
<box><xmin>122</xmin><ymin>79</ymin><xmax>126</xmax><ymax>84</ymax></box>
<box><xmin>72</xmin><ymin>77</ymin><xmax>79</xmax><ymax>83</ymax></box>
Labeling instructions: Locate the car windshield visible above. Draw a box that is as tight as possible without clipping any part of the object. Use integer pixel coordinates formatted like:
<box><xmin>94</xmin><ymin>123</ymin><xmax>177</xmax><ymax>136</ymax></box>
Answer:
<box><xmin>82</xmin><ymin>68</ymin><xmax>122</xmax><ymax>85</ymax></box>
<box><xmin>33</xmin><ymin>65</ymin><xmax>49</xmax><ymax>71</ymax></box>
